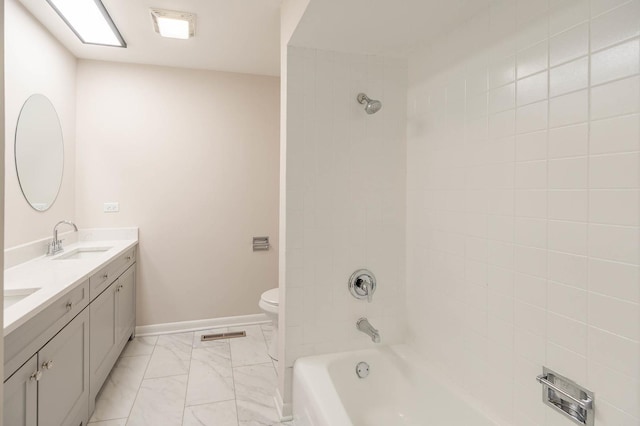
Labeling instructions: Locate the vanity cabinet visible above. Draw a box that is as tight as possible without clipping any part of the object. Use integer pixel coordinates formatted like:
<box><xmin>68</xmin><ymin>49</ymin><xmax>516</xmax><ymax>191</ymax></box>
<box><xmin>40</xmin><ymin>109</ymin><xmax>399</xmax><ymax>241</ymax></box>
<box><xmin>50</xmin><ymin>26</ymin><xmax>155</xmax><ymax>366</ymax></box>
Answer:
<box><xmin>4</xmin><ymin>244</ymin><xmax>137</xmax><ymax>426</ymax></box>
<box><xmin>3</xmin><ymin>355</ymin><xmax>37</xmax><ymax>426</ymax></box>
<box><xmin>3</xmin><ymin>309</ymin><xmax>89</xmax><ymax>426</ymax></box>
<box><xmin>89</xmin><ymin>264</ymin><xmax>136</xmax><ymax>411</ymax></box>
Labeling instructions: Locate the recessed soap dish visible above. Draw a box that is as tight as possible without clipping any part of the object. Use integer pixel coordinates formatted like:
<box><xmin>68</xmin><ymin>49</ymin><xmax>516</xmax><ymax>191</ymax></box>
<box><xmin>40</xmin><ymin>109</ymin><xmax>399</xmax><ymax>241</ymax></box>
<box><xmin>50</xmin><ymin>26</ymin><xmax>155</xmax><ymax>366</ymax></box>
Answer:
<box><xmin>537</xmin><ymin>367</ymin><xmax>594</xmax><ymax>426</ymax></box>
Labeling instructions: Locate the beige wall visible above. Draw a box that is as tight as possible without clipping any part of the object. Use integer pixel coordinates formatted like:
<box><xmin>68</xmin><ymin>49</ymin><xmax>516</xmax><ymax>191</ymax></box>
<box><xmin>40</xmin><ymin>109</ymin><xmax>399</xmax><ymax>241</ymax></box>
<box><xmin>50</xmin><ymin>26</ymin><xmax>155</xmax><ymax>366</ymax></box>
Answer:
<box><xmin>4</xmin><ymin>0</ymin><xmax>77</xmax><ymax>248</ymax></box>
<box><xmin>76</xmin><ymin>60</ymin><xmax>280</xmax><ymax>326</ymax></box>
<box><xmin>0</xmin><ymin>0</ymin><xmax>6</xmax><ymax>411</ymax></box>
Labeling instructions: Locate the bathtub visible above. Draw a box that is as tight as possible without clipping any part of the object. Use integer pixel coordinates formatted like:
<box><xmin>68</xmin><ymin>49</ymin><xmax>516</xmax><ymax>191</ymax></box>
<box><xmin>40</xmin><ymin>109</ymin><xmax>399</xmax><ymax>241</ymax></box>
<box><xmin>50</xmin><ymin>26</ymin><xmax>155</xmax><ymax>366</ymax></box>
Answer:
<box><xmin>292</xmin><ymin>345</ymin><xmax>499</xmax><ymax>426</ymax></box>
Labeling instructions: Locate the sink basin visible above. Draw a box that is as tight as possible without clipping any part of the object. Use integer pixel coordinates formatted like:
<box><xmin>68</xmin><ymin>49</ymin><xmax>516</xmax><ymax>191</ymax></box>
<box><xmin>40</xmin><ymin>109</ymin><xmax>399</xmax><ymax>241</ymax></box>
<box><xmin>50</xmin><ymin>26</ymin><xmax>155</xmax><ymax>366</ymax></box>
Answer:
<box><xmin>4</xmin><ymin>288</ymin><xmax>40</xmax><ymax>309</ymax></box>
<box><xmin>54</xmin><ymin>247</ymin><xmax>111</xmax><ymax>260</ymax></box>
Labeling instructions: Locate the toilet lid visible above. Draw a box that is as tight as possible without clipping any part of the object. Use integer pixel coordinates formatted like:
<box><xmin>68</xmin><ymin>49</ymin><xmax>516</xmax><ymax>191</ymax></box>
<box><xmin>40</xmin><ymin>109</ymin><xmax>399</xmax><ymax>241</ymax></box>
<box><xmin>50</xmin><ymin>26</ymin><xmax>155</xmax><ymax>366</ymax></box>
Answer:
<box><xmin>261</xmin><ymin>288</ymin><xmax>279</xmax><ymax>305</ymax></box>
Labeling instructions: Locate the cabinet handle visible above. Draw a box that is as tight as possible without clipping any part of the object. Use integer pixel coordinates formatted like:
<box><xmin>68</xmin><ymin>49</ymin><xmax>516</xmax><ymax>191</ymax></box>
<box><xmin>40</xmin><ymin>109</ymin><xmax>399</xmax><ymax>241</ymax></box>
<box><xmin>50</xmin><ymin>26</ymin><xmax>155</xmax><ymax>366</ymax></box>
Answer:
<box><xmin>116</xmin><ymin>284</ymin><xmax>123</xmax><ymax>292</ymax></box>
<box><xmin>66</xmin><ymin>301</ymin><xmax>73</xmax><ymax>311</ymax></box>
<box><xmin>42</xmin><ymin>360</ymin><xmax>54</xmax><ymax>370</ymax></box>
<box><xmin>102</xmin><ymin>273</ymin><xmax>109</xmax><ymax>279</ymax></box>
<box><xmin>125</xmin><ymin>256</ymin><xmax>132</xmax><ymax>261</ymax></box>
<box><xmin>30</xmin><ymin>370</ymin><xmax>42</xmax><ymax>381</ymax></box>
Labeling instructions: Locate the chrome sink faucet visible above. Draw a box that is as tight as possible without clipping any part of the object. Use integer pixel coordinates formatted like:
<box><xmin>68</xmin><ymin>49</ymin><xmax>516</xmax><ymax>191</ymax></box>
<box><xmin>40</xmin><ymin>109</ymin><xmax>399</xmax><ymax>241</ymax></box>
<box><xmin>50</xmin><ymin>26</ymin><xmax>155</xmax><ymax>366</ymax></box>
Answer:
<box><xmin>356</xmin><ymin>317</ymin><xmax>380</xmax><ymax>343</ymax></box>
<box><xmin>47</xmin><ymin>220</ymin><xmax>78</xmax><ymax>256</ymax></box>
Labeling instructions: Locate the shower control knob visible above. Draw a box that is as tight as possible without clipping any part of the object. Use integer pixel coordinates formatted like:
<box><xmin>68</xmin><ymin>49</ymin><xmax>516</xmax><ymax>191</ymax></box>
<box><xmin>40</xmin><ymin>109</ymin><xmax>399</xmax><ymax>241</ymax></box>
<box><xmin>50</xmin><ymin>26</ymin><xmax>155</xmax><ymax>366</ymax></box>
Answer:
<box><xmin>348</xmin><ymin>269</ymin><xmax>377</xmax><ymax>303</ymax></box>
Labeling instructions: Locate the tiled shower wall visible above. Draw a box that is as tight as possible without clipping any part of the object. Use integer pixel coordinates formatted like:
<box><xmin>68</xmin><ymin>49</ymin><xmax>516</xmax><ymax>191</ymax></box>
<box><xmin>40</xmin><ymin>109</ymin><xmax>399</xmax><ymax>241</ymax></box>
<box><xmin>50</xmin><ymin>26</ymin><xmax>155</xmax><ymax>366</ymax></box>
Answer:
<box><xmin>406</xmin><ymin>0</ymin><xmax>639</xmax><ymax>425</ymax></box>
<box><xmin>284</xmin><ymin>46</ymin><xmax>407</xmax><ymax>371</ymax></box>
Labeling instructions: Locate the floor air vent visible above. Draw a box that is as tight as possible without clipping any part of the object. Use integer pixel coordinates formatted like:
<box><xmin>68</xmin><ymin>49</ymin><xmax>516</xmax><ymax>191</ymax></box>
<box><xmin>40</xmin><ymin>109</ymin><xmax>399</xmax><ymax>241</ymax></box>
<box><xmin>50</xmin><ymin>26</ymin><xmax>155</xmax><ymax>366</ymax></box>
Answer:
<box><xmin>200</xmin><ymin>331</ymin><xmax>246</xmax><ymax>341</ymax></box>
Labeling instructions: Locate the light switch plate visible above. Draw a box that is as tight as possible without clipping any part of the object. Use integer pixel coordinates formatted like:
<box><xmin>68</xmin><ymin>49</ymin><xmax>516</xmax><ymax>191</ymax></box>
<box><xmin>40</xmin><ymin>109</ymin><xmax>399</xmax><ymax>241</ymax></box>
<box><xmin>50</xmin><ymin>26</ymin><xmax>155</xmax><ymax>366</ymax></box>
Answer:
<box><xmin>103</xmin><ymin>202</ymin><xmax>119</xmax><ymax>213</ymax></box>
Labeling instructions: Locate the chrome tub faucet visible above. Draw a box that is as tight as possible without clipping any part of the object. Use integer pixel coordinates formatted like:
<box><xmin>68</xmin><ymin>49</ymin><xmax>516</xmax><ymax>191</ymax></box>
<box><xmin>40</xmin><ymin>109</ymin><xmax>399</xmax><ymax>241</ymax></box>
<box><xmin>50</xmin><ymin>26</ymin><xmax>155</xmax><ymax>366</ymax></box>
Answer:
<box><xmin>356</xmin><ymin>317</ymin><xmax>380</xmax><ymax>343</ymax></box>
<box><xmin>47</xmin><ymin>220</ymin><xmax>78</xmax><ymax>256</ymax></box>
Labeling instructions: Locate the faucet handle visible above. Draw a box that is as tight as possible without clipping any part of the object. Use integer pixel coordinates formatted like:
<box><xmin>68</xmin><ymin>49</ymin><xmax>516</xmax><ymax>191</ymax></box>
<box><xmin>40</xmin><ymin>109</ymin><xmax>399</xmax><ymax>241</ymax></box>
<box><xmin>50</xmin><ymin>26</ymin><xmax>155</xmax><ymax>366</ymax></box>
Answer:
<box><xmin>348</xmin><ymin>269</ymin><xmax>377</xmax><ymax>303</ymax></box>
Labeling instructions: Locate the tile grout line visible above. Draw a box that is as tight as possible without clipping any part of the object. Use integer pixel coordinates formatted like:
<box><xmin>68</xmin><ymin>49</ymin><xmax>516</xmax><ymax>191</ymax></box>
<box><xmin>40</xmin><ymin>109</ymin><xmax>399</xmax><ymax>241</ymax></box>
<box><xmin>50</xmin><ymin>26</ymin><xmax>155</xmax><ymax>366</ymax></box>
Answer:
<box><xmin>124</xmin><ymin>339</ymin><xmax>157</xmax><ymax>425</ymax></box>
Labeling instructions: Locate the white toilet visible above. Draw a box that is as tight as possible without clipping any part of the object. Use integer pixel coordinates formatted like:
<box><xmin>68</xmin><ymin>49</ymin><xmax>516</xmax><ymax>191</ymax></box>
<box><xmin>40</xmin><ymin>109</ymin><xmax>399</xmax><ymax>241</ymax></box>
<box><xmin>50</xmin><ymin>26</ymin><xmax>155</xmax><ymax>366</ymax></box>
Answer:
<box><xmin>259</xmin><ymin>288</ymin><xmax>279</xmax><ymax>360</ymax></box>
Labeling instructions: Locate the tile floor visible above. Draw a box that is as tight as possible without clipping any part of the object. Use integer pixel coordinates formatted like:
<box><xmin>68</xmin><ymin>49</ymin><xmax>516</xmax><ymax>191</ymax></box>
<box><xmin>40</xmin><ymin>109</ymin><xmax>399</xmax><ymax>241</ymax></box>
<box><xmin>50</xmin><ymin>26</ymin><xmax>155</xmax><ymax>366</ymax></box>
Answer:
<box><xmin>88</xmin><ymin>324</ymin><xmax>291</xmax><ymax>426</ymax></box>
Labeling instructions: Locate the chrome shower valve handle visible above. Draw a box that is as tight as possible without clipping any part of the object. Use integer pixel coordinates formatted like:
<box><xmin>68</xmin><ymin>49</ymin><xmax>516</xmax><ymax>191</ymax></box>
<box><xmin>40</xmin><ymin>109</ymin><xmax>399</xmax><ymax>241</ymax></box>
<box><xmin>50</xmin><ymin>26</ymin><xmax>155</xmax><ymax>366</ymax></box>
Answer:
<box><xmin>348</xmin><ymin>269</ymin><xmax>376</xmax><ymax>302</ymax></box>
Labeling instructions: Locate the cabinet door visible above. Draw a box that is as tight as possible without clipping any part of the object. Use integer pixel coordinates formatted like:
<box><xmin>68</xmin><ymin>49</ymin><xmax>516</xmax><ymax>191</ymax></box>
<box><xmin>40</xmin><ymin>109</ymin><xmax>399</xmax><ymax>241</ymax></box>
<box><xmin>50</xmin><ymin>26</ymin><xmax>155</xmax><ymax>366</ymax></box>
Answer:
<box><xmin>38</xmin><ymin>308</ymin><xmax>89</xmax><ymax>426</ymax></box>
<box><xmin>3</xmin><ymin>354</ymin><xmax>37</xmax><ymax>426</ymax></box>
<box><xmin>116</xmin><ymin>265</ymin><xmax>136</xmax><ymax>343</ymax></box>
<box><xmin>89</xmin><ymin>281</ymin><xmax>118</xmax><ymax>401</ymax></box>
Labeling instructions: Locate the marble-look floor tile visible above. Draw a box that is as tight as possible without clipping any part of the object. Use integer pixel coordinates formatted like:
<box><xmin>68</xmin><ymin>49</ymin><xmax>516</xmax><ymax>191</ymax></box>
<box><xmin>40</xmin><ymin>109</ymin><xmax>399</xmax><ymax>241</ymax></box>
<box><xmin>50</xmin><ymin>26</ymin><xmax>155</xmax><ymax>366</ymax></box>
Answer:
<box><xmin>90</xmin><ymin>355</ymin><xmax>150</xmax><ymax>422</ymax></box>
<box><xmin>126</xmin><ymin>375</ymin><xmax>188</xmax><ymax>426</ymax></box>
<box><xmin>186</xmin><ymin>346</ymin><xmax>235</xmax><ymax>406</ymax></box>
<box><xmin>234</xmin><ymin>363</ymin><xmax>280</xmax><ymax>426</ymax></box>
<box><xmin>192</xmin><ymin>328</ymin><xmax>229</xmax><ymax>348</ymax></box>
<box><xmin>182</xmin><ymin>400</ymin><xmax>238</xmax><ymax>426</ymax></box>
<box><xmin>260</xmin><ymin>324</ymin><xmax>273</xmax><ymax>346</ymax></box>
<box><xmin>88</xmin><ymin>419</ymin><xmax>127</xmax><ymax>426</ymax></box>
<box><xmin>122</xmin><ymin>336</ymin><xmax>158</xmax><ymax>357</ymax></box>
<box><xmin>229</xmin><ymin>326</ymin><xmax>271</xmax><ymax>367</ymax></box>
<box><xmin>144</xmin><ymin>332</ymin><xmax>193</xmax><ymax>379</ymax></box>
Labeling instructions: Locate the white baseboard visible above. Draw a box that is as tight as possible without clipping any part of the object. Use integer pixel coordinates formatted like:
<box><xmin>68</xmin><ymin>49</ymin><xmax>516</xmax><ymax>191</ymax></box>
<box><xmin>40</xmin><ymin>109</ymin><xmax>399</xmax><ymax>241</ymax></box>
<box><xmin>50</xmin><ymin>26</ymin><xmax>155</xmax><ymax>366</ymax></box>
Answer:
<box><xmin>274</xmin><ymin>388</ymin><xmax>293</xmax><ymax>422</ymax></box>
<box><xmin>135</xmin><ymin>313</ymin><xmax>269</xmax><ymax>336</ymax></box>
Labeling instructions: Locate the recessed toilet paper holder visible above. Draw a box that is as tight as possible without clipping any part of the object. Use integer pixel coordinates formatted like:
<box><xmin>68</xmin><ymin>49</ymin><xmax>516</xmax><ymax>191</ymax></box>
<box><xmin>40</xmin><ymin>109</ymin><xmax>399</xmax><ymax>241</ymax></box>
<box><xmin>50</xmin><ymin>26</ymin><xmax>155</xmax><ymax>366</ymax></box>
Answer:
<box><xmin>537</xmin><ymin>367</ymin><xmax>594</xmax><ymax>426</ymax></box>
<box><xmin>348</xmin><ymin>269</ymin><xmax>376</xmax><ymax>302</ymax></box>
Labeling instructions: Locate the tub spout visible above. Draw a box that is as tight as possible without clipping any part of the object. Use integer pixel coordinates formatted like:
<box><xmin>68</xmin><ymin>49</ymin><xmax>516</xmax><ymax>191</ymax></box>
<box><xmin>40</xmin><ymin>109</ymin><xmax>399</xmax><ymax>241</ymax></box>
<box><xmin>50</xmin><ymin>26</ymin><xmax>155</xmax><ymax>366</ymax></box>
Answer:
<box><xmin>356</xmin><ymin>317</ymin><xmax>380</xmax><ymax>343</ymax></box>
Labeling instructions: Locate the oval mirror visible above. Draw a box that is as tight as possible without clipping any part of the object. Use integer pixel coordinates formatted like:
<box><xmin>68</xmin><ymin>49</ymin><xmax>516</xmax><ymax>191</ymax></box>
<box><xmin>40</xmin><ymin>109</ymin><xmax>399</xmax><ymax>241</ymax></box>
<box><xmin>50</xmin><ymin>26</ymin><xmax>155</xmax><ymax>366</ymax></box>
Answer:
<box><xmin>15</xmin><ymin>94</ymin><xmax>64</xmax><ymax>211</ymax></box>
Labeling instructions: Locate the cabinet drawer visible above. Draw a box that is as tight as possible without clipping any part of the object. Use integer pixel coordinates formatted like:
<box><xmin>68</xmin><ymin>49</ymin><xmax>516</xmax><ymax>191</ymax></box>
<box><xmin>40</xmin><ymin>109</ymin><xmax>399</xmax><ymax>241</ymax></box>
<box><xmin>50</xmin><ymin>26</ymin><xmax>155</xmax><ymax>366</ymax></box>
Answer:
<box><xmin>89</xmin><ymin>248</ymin><xmax>136</xmax><ymax>300</ymax></box>
<box><xmin>4</xmin><ymin>280</ymin><xmax>89</xmax><ymax>380</ymax></box>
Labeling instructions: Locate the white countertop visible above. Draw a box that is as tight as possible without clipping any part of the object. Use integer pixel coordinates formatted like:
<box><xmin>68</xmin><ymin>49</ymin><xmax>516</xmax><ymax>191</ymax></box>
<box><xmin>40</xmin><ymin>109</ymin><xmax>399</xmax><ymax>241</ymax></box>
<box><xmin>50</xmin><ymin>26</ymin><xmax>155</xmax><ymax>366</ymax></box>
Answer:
<box><xmin>4</xmin><ymin>228</ymin><xmax>139</xmax><ymax>336</ymax></box>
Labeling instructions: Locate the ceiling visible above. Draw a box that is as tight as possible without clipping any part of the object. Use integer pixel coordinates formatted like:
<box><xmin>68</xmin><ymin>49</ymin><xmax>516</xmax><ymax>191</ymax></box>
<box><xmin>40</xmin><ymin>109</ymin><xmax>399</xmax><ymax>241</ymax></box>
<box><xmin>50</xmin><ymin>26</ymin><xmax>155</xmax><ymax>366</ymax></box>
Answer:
<box><xmin>290</xmin><ymin>0</ymin><xmax>491</xmax><ymax>56</ymax></box>
<box><xmin>17</xmin><ymin>0</ymin><xmax>281</xmax><ymax>76</ymax></box>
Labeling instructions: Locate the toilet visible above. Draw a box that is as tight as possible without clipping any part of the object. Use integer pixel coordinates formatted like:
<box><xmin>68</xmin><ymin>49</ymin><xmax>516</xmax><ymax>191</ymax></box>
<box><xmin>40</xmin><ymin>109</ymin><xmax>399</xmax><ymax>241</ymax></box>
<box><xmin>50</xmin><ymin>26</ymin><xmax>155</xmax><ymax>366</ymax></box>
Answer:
<box><xmin>259</xmin><ymin>288</ymin><xmax>279</xmax><ymax>360</ymax></box>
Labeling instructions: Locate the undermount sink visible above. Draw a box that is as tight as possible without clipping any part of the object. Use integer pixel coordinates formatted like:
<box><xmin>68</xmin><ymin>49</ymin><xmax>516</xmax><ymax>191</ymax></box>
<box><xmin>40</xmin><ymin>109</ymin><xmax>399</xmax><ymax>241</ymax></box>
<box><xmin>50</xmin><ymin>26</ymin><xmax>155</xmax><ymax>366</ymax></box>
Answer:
<box><xmin>54</xmin><ymin>247</ymin><xmax>112</xmax><ymax>260</ymax></box>
<box><xmin>4</xmin><ymin>288</ymin><xmax>40</xmax><ymax>309</ymax></box>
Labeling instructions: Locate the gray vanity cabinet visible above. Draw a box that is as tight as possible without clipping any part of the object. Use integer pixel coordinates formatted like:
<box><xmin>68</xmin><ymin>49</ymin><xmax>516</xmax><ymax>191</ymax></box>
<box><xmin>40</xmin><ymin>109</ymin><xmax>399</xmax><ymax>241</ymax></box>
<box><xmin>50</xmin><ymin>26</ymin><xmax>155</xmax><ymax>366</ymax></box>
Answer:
<box><xmin>38</xmin><ymin>308</ymin><xmax>89</xmax><ymax>426</ymax></box>
<box><xmin>89</xmin><ymin>264</ymin><xmax>136</xmax><ymax>413</ymax></box>
<box><xmin>3</xmin><ymin>309</ymin><xmax>89</xmax><ymax>426</ymax></box>
<box><xmin>3</xmin><ymin>354</ymin><xmax>37</xmax><ymax>426</ymax></box>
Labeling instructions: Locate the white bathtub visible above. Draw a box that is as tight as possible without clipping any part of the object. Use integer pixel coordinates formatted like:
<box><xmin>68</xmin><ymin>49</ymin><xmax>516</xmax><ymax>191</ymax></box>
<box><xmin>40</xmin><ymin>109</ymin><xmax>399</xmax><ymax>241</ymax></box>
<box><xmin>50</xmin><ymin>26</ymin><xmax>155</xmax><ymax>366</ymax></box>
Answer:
<box><xmin>293</xmin><ymin>345</ymin><xmax>499</xmax><ymax>426</ymax></box>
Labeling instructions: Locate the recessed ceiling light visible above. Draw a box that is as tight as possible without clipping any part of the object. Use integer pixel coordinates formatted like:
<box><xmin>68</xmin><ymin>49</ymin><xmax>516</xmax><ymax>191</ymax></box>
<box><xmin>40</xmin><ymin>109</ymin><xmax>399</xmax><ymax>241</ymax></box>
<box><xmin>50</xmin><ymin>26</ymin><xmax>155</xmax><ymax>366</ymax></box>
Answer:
<box><xmin>46</xmin><ymin>0</ymin><xmax>126</xmax><ymax>47</ymax></box>
<box><xmin>150</xmin><ymin>9</ymin><xmax>196</xmax><ymax>40</ymax></box>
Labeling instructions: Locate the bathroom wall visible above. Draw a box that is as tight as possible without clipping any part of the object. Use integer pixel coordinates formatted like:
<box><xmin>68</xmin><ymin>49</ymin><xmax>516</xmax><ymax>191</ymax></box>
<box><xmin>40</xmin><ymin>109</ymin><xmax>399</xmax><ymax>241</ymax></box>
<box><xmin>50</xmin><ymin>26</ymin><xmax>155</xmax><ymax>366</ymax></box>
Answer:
<box><xmin>282</xmin><ymin>45</ymin><xmax>407</xmax><ymax>391</ymax></box>
<box><xmin>4</xmin><ymin>0</ymin><xmax>77</xmax><ymax>248</ymax></box>
<box><xmin>75</xmin><ymin>60</ymin><xmax>280</xmax><ymax>326</ymax></box>
<box><xmin>0</xmin><ymin>0</ymin><xmax>6</xmax><ymax>406</ymax></box>
<box><xmin>406</xmin><ymin>0</ymin><xmax>640</xmax><ymax>425</ymax></box>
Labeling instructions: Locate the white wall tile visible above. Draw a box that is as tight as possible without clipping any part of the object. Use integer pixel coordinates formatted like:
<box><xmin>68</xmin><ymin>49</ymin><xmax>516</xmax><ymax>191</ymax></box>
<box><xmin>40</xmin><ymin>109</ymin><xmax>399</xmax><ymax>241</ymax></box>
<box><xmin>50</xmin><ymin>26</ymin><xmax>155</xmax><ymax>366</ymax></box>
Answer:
<box><xmin>591</xmin><ymin>75</ymin><xmax>640</xmax><ymax>120</ymax></box>
<box><xmin>516</xmin><ymin>130</ymin><xmax>547</xmax><ymax>161</ymax></box>
<box><xmin>589</xmin><ymin>258</ymin><xmax>640</xmax><ymax>302</ymax></box>
<box><xmin>548</xmin><ymin>190</ymin><xmax>588</xmax><ymax>221</ymax></box>
<box><xmin>548</xmin><ymin>157</ymin><xmax>588</xmax><ymax>189</ymax></box>
<box><xmin>516</xmin><ymin>100</ymin><xmax>548</xmax><ymax>133</ymax></box>
<box><xmin>590</xmin><ymin>1</ymin><xmax>640</xmax><ymax>51</ymax></box>
<box><xmin>517</xmin><ymin>72</ymin><xmax>549</xmax><ymax>106</ymax></box>
<box><xmin>548</xmin><ymin>220</ymin><xmax>588</xmax><ymax>255</ymax></box>
<box><xmin>591</xmin><ymin>38</ymin><xmax>640</xmax><ymax>86</ymax></box>
<box><xmin>489</xmin><ymin>83</ymin><xmax>516</xmax><ymax>113</ymax></box>
<box><xmin>517</xmin><ymin>41</ymin><xmax>549</xmax><ymax>78</ymax></box>
<box><xmin>589</xmin><ymin>190</ymin><xmax>640</xmax><ymax>226</ymax></box>
<box><xmin>588</xmin><ymin>224</ymin><xmax>640</xmax><ymax>264</ymax></box>
<box><xmin>548</xmin><ymin>251</ymin><xmax>588</xmax><ymax>288</ymax></box>
<box><xmin>548</xmin><ymin>123</ymin><xmax>588</xmax><ymax>158</ymax></box>
<box><xmin>548</xmin><ymin>281</ymin><xmax>588</xmax><ymax>322</ymax></box>
<box><xmin>549</xmin><ymin>89</ymin><xmax>589</xmax><ymax>127</ymax></box>
<box><xmin>589</xmin><ymin>153</ymin><xmax>640</xmax><ymax>189</ymax></box>
<box><xmin>550</xmin><ymin>56</ymin><xmax>589</xmax><ymax>96</ymax></box>
<box><xmin>550</xmin><ymin>0</ymin><xmax>589</xmax><ymax>35</ymax></box>
<box><xmin>588</xmin><ymin>361</ymin><xmax>640</xmax><ymax>418</ymax></box>
<box><xmin>547</xmin><ymin>312</ymin><xmax>588</xmax><ymax>355</ymax></box>
<box><xmin>516</xmin><ymin>160</ymin><xmax>547</xmax><ymax>189</ymax></box>
<box><xmin>590</xmin><ymin>114</ymin><xmax>640</xmax><ymax>154</ymax></box>
<box><xmin>589</xmin><ymin>293</ymin><xmax>640</xmax><ymax>340</ymax></box>
<box><xmin>588</xmin><ymin>326</ymin><xmax>639</xmax><ymax>378</ymax></box>
<box><xmin>550</xmin><ymin>23</ymin><xmax>589</xmax><ymax>66</ymax></box>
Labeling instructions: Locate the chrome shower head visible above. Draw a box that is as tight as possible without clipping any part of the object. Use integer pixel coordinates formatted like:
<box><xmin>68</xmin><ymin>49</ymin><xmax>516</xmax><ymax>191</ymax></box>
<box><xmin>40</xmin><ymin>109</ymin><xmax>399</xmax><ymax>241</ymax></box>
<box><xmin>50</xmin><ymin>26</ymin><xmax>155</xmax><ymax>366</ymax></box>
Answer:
<box><xmin>357</xmin><ymin>93</ymin><xmax>382</xmax><ymax>114</ymax></box>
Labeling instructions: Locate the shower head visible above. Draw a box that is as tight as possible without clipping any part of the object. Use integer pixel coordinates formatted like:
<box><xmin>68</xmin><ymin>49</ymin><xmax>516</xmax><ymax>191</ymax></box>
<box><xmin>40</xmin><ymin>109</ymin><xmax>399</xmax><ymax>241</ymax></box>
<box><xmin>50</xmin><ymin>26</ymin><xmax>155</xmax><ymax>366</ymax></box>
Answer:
<box><xmin>357</xmin><ymin>93</ymin><xmax>382</xmax><ymax>115</ymax></box>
